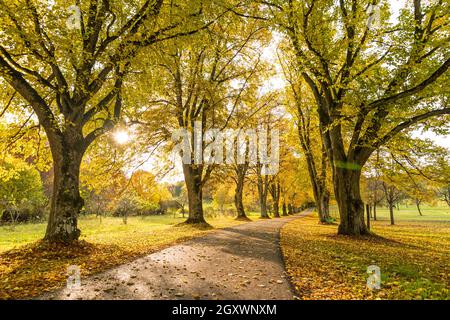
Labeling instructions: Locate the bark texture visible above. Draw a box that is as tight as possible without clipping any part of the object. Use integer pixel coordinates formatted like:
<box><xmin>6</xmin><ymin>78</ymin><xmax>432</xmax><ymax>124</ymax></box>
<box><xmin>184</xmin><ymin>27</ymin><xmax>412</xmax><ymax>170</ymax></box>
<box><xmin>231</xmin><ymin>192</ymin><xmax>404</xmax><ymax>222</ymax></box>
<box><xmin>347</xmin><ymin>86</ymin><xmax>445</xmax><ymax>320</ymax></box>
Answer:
<box><xmin>44</xmin><ymin>127</ymin><xmax>86</xmax><ymax>242</ymax></box>
<box><xmin>183</xmin><ymin>164</ymin><xmax>206</xmax><ymax>224</ymax></box>
<box><xmin>334</xmin><ymin>168</ymin><xmax>368</xmax><ymax>235</ymax></box>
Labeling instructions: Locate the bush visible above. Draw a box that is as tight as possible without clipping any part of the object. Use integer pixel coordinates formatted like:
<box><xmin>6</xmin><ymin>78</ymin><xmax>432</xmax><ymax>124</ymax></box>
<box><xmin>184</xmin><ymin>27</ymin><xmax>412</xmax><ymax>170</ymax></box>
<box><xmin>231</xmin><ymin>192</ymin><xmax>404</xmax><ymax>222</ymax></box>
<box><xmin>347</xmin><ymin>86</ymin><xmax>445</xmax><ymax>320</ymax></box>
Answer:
<box><xmin>1</xmin><ymin>203</ymin><xmax>46</xmax><ymax>224</ymax></box>
<box><xmin>113</xmin><ymin>193</ymin><xmax>162</xmax><ymax>217</ymax></box>
<box><xmin>0</xmin><ymin>157</ymin><xmax>47</xmax><ymax>225</ymax></box>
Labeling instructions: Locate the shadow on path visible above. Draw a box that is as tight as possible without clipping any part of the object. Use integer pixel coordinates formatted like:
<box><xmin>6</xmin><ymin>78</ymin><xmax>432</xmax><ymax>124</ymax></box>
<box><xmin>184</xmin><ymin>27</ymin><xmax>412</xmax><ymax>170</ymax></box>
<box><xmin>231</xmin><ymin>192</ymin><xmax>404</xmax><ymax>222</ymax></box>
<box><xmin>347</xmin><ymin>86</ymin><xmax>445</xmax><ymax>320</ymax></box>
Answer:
<box><xmin>38</xmin><ymin>211</ymin><xmax>311</xmax><ymax>300</ymax></box>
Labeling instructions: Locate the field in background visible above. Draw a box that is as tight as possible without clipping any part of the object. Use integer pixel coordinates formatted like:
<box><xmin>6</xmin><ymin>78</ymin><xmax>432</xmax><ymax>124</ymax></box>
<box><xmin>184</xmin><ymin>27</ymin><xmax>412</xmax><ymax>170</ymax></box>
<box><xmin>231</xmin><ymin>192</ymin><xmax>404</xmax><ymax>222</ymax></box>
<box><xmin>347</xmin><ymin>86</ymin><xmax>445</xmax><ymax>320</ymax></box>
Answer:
<box><xmin>0</xmin><ymin>212</ymin><xmax>261</xmax><ymax>253</ymax></box>
<box><xmin>329</xmin><ymin>204</ymin><xmax>450</xmax><ymax>222</ymax></box>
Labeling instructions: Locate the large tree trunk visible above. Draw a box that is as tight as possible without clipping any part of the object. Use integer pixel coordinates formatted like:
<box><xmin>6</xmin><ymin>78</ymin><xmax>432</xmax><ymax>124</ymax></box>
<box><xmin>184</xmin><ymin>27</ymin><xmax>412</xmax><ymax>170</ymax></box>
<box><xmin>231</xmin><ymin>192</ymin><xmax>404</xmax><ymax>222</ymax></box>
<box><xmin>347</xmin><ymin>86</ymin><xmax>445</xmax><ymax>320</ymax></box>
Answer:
<box><xmin>182</xmin><ymin>164</ymin><xmax>206</xmax><ymax>224</ymax></box>
<box><xmin>44</xmin><ymin>133</ymin><xmax>84</xmax><ymax>243</ymax></box>
<box><xmin>334</xmin><ymin>168</ymin><xmax>368</xmax><ymax>235</ymax></box>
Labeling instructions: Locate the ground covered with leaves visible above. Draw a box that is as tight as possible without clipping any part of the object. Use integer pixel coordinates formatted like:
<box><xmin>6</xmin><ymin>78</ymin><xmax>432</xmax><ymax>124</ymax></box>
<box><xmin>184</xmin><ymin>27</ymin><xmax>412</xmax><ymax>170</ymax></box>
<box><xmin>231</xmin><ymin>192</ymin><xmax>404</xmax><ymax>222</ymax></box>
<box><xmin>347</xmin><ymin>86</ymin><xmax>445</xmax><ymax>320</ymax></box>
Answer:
<box><xmin>0</xmin><ymin>215</ymin><xmax>249</xmax><ymax>299</ymax></box>
<box><xmin>281</xmin><ymin>214</ymin><xmax>449</xmax><ymax>300</ymax></box>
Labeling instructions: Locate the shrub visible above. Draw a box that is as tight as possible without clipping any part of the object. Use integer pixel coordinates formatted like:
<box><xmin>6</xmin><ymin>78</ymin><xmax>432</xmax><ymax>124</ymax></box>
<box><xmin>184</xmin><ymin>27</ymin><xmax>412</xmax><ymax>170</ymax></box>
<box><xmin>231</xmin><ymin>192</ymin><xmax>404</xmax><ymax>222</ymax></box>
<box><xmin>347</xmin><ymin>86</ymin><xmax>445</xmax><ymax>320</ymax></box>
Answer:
<box><xmin>113</xmin><ymin>193</ymin><xmax>162</xmax><ymax>217</ymax></box>
<box><xmin>0</xmin><ymin>157</ymin><xmax>47</xmax><ymax>225</ymax></box>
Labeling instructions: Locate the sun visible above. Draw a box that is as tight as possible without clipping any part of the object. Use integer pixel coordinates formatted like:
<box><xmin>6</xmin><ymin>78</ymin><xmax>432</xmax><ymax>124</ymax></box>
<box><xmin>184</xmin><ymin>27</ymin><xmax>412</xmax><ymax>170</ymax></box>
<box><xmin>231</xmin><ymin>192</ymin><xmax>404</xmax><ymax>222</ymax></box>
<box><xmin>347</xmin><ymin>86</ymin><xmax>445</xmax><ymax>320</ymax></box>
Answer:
<box><xmin>113</xmin><ymin>130</ymin><xmax>130</xmax><ymax>144</ymax></box>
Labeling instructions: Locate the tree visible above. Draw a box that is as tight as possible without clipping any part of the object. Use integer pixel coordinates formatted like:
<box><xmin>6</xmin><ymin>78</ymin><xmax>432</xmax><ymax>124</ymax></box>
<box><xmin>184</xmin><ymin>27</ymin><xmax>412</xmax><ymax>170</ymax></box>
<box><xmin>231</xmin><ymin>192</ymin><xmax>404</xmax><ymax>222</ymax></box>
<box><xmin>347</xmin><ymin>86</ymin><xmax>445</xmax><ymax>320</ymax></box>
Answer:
<box><xmin>434</xmin><ymin>158</ymin><xmax>450</xmax><ymax>207</ymax></box>
<box><xmin>231</xmin><ymin>139</ymin><xmax>251</xmax><ymax>220</ymax></box>
<box><xmin>381</xmin><ymin>181</ymin><xmax>403</xmax><ymax>225</ymax></box>
<box><xmin>0</xmin><ymin>156</ymin><xmax>46</xmax><ymax>224</ymax></box>
<box><xmin>280</xmin><ymin>57</ymin><xmax>331</xmax><ymax>223</ymax></box>
<box><xmin>213</xmin><ymin>184</ymin><xmax>233</xmax><ymax>214</ymax></box>
<box><xmin>403</xmin><ymin>177</ymin><xmax>436</xmax><ymax>216</ymax></box>
<box><xmin>130</xmin><ymin>170</ymin><xmax>171</xmax><ymax>206</ymax></box>
<box><xmin>142</xmin><ymin>19</ymin><xmax>265</xmax><ymax>225</ymax></box>
<box><xmin>230</xmin><ymin>91</ymin><xmax>279</xmax><ymax>220</ymax></box>
<box><xmin>381</xmin><ymin>134</ymin><xmax>450</xmax><ymax>215</ymax></box>
<box><xmin>254</xmin><ymin>113</ymin><xmax>282</xmax><ymax>219</ymax></box>
<box><xmin>244</xmin><ymin>0</ymin><xmax>450</xmax><ymax>234</ymax></box>
<box><xmin>363</xmin><ymin>177</ymin><xmax>384</xmax><ymax>221</ymax></box>
<box><xmin>0</xmin><ymin>0</ymin><xmax>227</xmax><ymax>242</ymax></box>
<box><xmin>438</xmin><ymin>183</ymin><xmax>450</xmax><ymax>207</ymax></box>
<box><xmin>256</xmin><ymin>161</ymin><xmax>270</xmax><ymax>218</ymax></box>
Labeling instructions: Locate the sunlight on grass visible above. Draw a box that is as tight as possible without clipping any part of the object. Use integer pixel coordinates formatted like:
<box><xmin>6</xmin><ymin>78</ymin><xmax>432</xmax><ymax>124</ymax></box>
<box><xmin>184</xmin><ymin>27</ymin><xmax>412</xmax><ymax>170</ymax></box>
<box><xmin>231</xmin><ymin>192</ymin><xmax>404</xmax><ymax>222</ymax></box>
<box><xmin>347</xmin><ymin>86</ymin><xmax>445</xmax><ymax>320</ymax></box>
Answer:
<box><xmin>0</xmin><ymin>214</ymin><xmax>255</xmax><ymax>299</ymax></box>
<box><xmin>329</xmin><ymin>204</ymin><xmax>450</xmax><ymax>222</ymax></box>
<box><xmin>0</xmin><ymin>214</ymin><xmax>252</xmax><ymax>253</ymax></box>
<box><xmin>281</xmin><ymin>214</ymin><xmax>450</xmax><ymax>300</ymax></box>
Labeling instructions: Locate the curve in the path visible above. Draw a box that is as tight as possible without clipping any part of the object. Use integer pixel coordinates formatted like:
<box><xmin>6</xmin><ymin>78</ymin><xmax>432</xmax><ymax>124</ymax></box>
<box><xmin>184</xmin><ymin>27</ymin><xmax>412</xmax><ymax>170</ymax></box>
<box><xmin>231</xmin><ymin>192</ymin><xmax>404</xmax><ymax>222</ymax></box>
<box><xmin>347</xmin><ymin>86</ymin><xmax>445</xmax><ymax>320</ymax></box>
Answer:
<box><xmin>39</xmin><ymin>211</ymin><xmax>311</xmax><ymax>300</ymax></box>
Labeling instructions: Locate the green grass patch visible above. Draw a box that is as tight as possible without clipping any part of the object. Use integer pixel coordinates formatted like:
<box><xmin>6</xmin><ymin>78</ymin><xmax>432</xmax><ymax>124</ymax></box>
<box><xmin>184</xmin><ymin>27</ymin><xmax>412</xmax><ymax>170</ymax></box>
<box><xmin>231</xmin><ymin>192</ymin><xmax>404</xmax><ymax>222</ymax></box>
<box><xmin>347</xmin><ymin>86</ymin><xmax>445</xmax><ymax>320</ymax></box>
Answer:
<box><xmin>329</xmin><ymin>204</ymin><xmax>450</xmax><ymax>222</ymax></box>
<box><xmin>281</xmin><ymin>214</ymin><xmax>450</xmax><ymax>300</ymax></box>
<box><xmin>0</xmin><ymin>214</ymin><xmax>252</xmax><ymax>253</ymax></box>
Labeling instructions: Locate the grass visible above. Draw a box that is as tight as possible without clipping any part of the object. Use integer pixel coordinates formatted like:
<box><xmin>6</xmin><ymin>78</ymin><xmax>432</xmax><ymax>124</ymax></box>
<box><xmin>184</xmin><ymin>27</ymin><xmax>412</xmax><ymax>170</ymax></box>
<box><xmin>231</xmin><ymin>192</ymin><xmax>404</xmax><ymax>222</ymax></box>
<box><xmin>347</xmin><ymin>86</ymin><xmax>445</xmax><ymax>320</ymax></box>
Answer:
<box><xmin>0</xmin><ymin>213</ymin><xmax>262</xmax><ymax>253</ymax></box>
<box><xmin>329</xmin><ymin>204</ymin><xmax>450</xmax><ymax>222</ymax></box>
<box><xmin>0</xmin><ymin>213</ymin><xmax>255</xmax><ymax>299</ymax></box>
<box><xmin>3</xmin><ymin>205</ymin><xmax>447</xmax><ymax>300</ymax></box>
<box><xmin>371</xmin><ymin>204</ymin><xmax>450</xmax><ymax>221</ymax></box>
<box><xmin>281</xmin><ymin>211</ymin><xmax>450</xmax><ymax>300</ymax></box>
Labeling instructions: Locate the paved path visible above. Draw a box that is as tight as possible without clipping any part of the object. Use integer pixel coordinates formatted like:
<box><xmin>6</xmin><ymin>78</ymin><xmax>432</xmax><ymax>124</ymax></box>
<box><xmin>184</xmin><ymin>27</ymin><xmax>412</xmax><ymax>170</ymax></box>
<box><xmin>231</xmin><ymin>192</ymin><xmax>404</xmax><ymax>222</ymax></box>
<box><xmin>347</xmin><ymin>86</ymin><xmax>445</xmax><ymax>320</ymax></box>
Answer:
<box><xmin>40</xmin><ymin>211</ymin><xmax>311</xmax><ymax>300</ymax></box>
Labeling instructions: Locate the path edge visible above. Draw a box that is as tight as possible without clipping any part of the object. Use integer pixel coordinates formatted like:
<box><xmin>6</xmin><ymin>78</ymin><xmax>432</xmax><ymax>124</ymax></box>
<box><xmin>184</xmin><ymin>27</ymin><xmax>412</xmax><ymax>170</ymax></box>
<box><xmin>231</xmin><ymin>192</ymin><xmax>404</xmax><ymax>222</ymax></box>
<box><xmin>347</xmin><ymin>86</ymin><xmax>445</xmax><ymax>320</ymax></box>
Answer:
<box><xmin>277</xmin><ymin>209</ymin><xmax>314</xmax><ymax>300</ymax></box>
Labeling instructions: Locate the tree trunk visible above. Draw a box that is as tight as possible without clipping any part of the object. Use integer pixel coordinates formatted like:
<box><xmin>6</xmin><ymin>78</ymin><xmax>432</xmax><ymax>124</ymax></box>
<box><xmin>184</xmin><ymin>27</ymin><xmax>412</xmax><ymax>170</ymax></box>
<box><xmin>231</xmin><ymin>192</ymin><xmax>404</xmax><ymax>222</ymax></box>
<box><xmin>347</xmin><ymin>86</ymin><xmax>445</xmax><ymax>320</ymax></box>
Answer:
<box><xmin>270</xmin><ymin>182</ymin><xmax>281</xmax><ymax>218</ymax></box>
<box><xmin>44</xmin><ymin>134</ymin><xmax>84</xmax><ymax>243</ymax></box>
<box><xmin>288</xmin><ymin>203</ymin><xmax>293</xmax><ymax>215</ymax></box>
<box><xmin>234</xmin><ymin>171</ymin><xmax>249</xmax><ymax>220</ymax></box>
<box><xmin>182</xmin><ymin>164</ymin><xmax>206</xmax><ymax>224</ymax></box>
<box><xmin>416</xmin><ymin>199</ymin><xmax>423</xmax><ymax>216</ymax></box>
<box><xmin>282</xmin><ymin>202</ymin><xmax>288</xmax><ymax>216</ymax></box>
<box><xmin>334</xmin><ymin>168</ymin><xmax>368</xmax><ymax>235</ymax></box>
<box><xmin>365</xmin><ymin>204</ymin><xmax>370</xmax><ymax>230</ymax></box>
<box><xmin>317</xmin><ymin>190</ymin><xmax>330</xmax><ymax>223</ymax></box>
<box><xmin>299</xmin><ymin>132</ymin><xmax>330</xmax><ymax>223</ymax></box>
<box><xmin>273</xmin><ymin>199</ymin><xmax>280</xmax><ymax>218</ymax></box>
<box><xmin>257</xmin><ymin>169</ymin><xmax>269</xmax><ymax>218</ymax></box>
<box><xmin>373</xmin><ymin>204</ymin><xmax>377</xmax><ymax>221</ymax></box>
<box><xmin>389</xmin><ymin>204</ymin><xmax>395</xmax><ymax>225</ymax></box>
<box><xmin>259</xmin><ymin>197</ymin><xmax>269</xmax><ymax>218</ymax></box>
